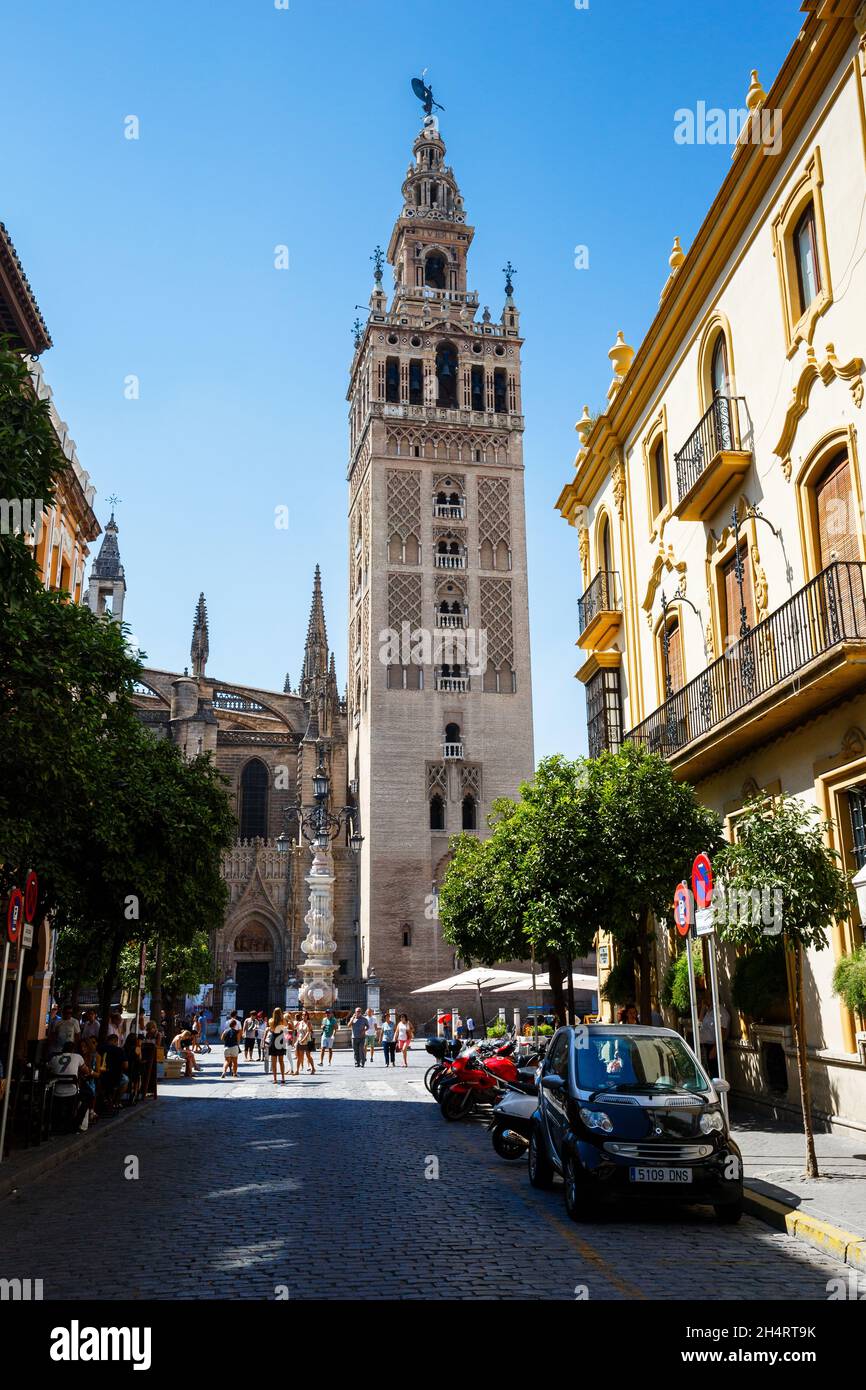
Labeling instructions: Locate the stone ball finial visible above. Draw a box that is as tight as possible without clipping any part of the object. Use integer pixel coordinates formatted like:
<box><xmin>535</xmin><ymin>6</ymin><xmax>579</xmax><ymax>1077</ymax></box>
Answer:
<box><xmin>746</xmin><ymin>70</ymin><xmax>766</xmax><ymax>113</ymax></box>
<box><xmin>608</xmin><ymin>330</ymin><xmax>634</xmax><ymax>379</ymax></box>
<box><xmin>669</xmin><ymin>236</ymin><xmax>685</xmax><ymax>271</ymax></box>
<box><xmin>576</xmin><ymin>405</ymin><xmax>593</xmax><ymax>444</ymax></box>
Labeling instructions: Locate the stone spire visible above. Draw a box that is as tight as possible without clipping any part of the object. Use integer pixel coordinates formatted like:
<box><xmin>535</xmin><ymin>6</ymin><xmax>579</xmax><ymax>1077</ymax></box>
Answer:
<box><xmin>301</xmin><ymin>565</ymin><xmax>329</xmax><ymax>696</ymax></box>
<box><xmin>87</xmin><ymin>511</ymin><xmax>126</xmax><ymax>622</ymax></box>
<box><xmin>190</xmin><ymin>592</ymin><xmax>209</xmax><ymax>678</ymax></box>
<box><xmin>283</xmin><ymin>672</ymin><xmax>292</xmax><ymax>694</ymax></box>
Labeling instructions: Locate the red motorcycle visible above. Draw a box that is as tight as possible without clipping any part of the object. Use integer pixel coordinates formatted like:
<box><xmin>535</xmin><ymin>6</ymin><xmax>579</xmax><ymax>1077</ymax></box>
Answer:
<box><xmin>438</xmin><ymin>1042</ymin><xmax>523</xmax><ymax>1121</ymax></box>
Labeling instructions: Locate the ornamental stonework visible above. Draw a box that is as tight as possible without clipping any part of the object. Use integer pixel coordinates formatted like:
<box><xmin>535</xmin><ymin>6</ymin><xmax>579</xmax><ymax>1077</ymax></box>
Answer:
<box><xmin>480</xmin><ymin>577</ymin><xmax>514</xmax><ymax>668</ymax></box>
<box><xmin>386</xmin><ymin>468</ymin><xmax>421</xmax><ymax>539</ymax></box>
<box><xmin>388</xmin><ymin>571</ymin><xmax>422</xmax><ymax>631</ymax></box>
<box><xmin>477</xmin><ymin>476</ymin><xmax>511</xmax><ymax>548</ymax></box>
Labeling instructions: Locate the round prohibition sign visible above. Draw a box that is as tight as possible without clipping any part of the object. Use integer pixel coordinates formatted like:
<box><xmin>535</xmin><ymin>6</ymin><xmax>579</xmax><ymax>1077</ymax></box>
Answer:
<box><xmin>673</xmin><ymin>881</ymin><xmax>691</xmax><ymax>938</ymax></box>
<box><xmin>6</xmin><ymin>888</ymin><xmax>24</xmax><ymax>945</ymax></box>
<box><xmin>691</xmin><ymin>853</ymin><xmax>714</xmax><ymax>911</ymax></box>
<box><xmin>24</xmin><ymin>871</ymin><xmax>39</xmax><ymax>924</ymax></box>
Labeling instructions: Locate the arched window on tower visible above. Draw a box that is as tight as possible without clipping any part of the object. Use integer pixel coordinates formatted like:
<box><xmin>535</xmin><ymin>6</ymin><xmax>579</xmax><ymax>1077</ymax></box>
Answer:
<box><xmin>470</xmin><ymin>365</ymin><xmax>485</xmax><ymax>412</ymax></box>
<box><xmin>493</xmin><ymin>368</ymin><xmax>508</xmax><ymax>414</ymax></box>
<box><xmin>430</xmin><ymin>794</ymin><xmax>445</xmax><ymax>831</ymax></box>
<box><xmin>436</xmin><ymin>342</ymin><xmax>458</xmax><ymax>408</ymax></box>
<box><xmin>239</xmin><ymin>758</ymin><xmax>269</xmax><ymax>840</ymax></box>
<box><xmin>409</xmin><ymin>359</ymin><xmax>423</xmax><ymax>405</ymax></box>
<box><xmin>385</xmin><ymin>357</ymin><xmax>400</xmax><ymax>404</ymax></box>
<box><xmin>462</xmin><ymin>795</ymin><xmax>477</xmax><ymax>831</ymax></box>
<box><xmin>425</xmin><ymin>253</ymin><xmax>446</xmax><ymax>289</ymax></box>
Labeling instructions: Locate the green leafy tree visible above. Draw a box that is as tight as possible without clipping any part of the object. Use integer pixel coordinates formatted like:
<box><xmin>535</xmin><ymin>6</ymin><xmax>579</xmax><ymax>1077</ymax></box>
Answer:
<box><xmin>833</xmin><ymin>945</ymin><xmax>866</xmax><ymax>1017</ymax></box>
<box><xmin>119</xmin><ymin>930</ymin><xmax>213</xmax><ymax>1013</ymax></box>
<box><xmin>0</xmin><ymin>342</ymin><xmax>60</xmax><ymax>610</ymax></box>
<box><xmin>714</xmin><ymin>795</ymin><xmax>853</xmax><ymax>1177</ymax></box>
<box><xmin>583</xmin><ymin>743</ymin><xmax>722</xmax><ymax>1022</ymax></box>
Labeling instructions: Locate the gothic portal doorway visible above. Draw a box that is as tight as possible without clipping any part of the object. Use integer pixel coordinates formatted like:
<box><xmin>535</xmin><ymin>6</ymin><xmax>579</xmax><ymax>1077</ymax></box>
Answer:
<box><xmin>236</xmin><ymin>961</ymin><xmax>270</xmax><ymax>1018</ymax></box>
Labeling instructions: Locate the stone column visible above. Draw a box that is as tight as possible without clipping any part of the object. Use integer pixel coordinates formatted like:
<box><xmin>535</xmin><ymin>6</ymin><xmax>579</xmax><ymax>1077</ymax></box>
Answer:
<box><xmin>298</xmin><ymin>845</ymin><xmax>337</xmax><ymax>1009</ymax></box>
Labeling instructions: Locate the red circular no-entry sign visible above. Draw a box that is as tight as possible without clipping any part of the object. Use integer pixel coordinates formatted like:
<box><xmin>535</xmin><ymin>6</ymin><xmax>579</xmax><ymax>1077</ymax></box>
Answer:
<box><xmin>674</xmin><ymin>881</ymin><xmax>692</xmax><ymax>938</ymax></box>
<box><xmin>24</xmin><ymin>871</ymin><xmax>39</xmax><ymax>924</ymax></box>
<box><xmin>6</xmin><ymin>888</ymin><xmax>24</xmax><ymax>945</ymax></box>
<box><xmin>691</xmin><ymin>853</ymin><xmax>714</xmax><ymax>911</ymax></box>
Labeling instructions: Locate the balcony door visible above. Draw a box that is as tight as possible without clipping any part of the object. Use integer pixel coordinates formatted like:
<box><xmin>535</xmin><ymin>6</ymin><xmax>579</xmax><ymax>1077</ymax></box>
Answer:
<box><xmin>710</xmin><ymin>334</ymin><xmax>732</xmax><ymax>449</ymax></box>
<box><xmin>722</xmin><ymin>544</ymin><xmax>756</xmax><ymax>708</ymax></box>
<box><xmin>815</xmin><ymin>450</ymin><xmax>865</xmax><ymax>637</ymax></box>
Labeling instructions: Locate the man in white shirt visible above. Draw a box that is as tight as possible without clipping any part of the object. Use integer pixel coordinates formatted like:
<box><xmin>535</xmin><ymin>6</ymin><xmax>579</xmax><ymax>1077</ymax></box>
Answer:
<box><xmin>47</xmin><ymin>1048</ymin><xmax>92</xmax><ymax>1130</ymax></box>
<box><xmin>52</xmin><ymin>1005</ymin><xmax>81</xmax><ymax>1055</ymax></box>
<box><xmin>699</xmin><ymin>998</ymin><xmax>730</xmax><ymax>1071</ymax></box>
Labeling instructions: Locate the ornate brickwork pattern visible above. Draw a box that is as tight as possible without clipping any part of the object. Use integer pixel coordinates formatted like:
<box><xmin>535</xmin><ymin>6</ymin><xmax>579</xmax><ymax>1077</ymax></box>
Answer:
<box><xmin>386</xmin><ymin>468</ymin><xmax>421</xmax><ymax>539</ymax></box>
<box><xmin>480</xmin><ymin>577</ymin><xmax>514</xmax><ymax>668</ymax></box>
<box><xmin>388</xmin><ymin>572</ymin><xmax>422</xmax><ymax>630</ymax></box>
<box><xmin>461</xmin><ymin>764</ymin><xmax>482</xmax><ymax>799</ymax></box>
<box><xmin>477</xmin><ymin>477</ymin><xmax>511</xmax><ymax>547</ymax></box>
<box><xmin>361</xmin><ymin>591</ymin><xmax>370</xmax><ymax>695</ymax></box>
<box><xmin>427</xmin><ymin>763</ymin><xmax>448</xmax><ymax>797</ymax></box>
<box><xmin>433</xmin><ymin>471</ymin><xmax>465</xmax><ymax>493</ymax></box>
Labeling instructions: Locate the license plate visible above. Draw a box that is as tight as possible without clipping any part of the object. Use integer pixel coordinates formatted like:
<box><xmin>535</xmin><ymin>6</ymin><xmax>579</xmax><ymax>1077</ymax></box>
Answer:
<box><xmin>629</xmin><ymin>1166</ymin><xmax>692</xmax><ymax>1184</ymax></box>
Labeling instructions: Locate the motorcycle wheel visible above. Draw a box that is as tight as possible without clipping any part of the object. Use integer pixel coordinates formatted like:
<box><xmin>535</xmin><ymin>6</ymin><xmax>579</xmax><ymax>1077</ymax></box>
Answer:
<box><xmin>492</xmin><ymin>1126</ymin><xmax>526</xmax><ymax>1161</ymax></box>
<box><xmin>430</xmin><ymin>1070</ymin><xmax>450</xmax><ymax>1102</ymax></box>
<box><xmin>424</xmin><ymin>1064</ymin><xmax>442</xmax><ymax>1095</ymax></box>
<box><xmin>440</xmin><ymin>1088</ymin><xmax>473</xmax><ymax>1121</ymax></box>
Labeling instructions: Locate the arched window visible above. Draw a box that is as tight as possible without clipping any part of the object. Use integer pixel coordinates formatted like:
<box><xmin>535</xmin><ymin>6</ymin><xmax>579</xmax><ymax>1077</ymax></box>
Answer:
<box><xmin>652</xmin><ymin>438</ymin><xmax>667</xmax><ymax>516</ymax></box>
<box><xmin>462</xmin><ymin>795</ymin><xmax>477</xmax><ymax>830</ymax></box>
<box><xmin>239</xmin><ymin>759</ymin><xmax>269</xmax><ymax>840</ymax></box>
<box><xmin>445</xmin><ymin>722</ymin><xmax>461</xmax><ymax>743</ymax></box>
<box><xmin>425</xmin><ymin>254</ymin><xmax>446</xmax><ymax>289</ymax></box>
<box><xmin>599</xmin><ymin>514</ymin><xmax>613</xmax><ymax>576</ymax></box>
<box><xmin>710</xmin><ymin>334</ymin><xmax>729</xmax><ymax>398</ymax></box>
<box><xmin>815</xmin><ymin>449</ymin><xmax>858</xmax><ymax>567</ymax></box>
<box><xmin>430</xmin><ymin>795</ymin><xmax>445</xmax><ymax>831</ymax></box>
<box><xmin>470</xmin><ymin>365</ymin><xmax>485</xmax><ymax>411</ymax></box>
<box><xmin>794</xmin><ymin>203</ymin><xmax>820</xmax><ymax>314</ymax></box>
<box><xmin>493</xmin><ymin>368</ymin><xmax>508</xmax><ymax>414</ymax></box>
<box><xmin>402</xmin><ymin>925</ymin><xmax>412</xmax><ymax>948</ymax></box>
<box><xmin>408</xmin><ymin>359</ymin><xmax>423</xmax><ymax>405</ymax></box>
<box><xmin>385</xmin><ymin>356</ymin><xmax>400</xmax><ymax>404</ymax></box>
<box><xmin>436</xmin><ymin>342</ymin><xmax>458</xmax><ymax>408</ymax></box>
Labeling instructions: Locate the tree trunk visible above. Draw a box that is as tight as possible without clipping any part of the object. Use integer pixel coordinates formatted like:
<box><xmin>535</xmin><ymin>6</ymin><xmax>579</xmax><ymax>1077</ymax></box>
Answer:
<box><xmin>787</xmin><ymin>939</ymin><xmax>819</xmax><ymax>1179</ymax></box>
<box><xmin>97</xmin><ymin>930</ymin><xmax>124</xmax><ymax>1050</ymax></box>
<box><xmin>638</xmin><ymin>906</ymin><xmax>653</xmax><ymax>1025</ymax></box>
<box><xmin>566</xmin><ymin>957</ymin><xmax>576</xmax><ymax>1025</ymax></box>
<box><xmin>546</xmin><ymin>952</ymin><xmax>566</xmax><ymax>1026</ymax></box>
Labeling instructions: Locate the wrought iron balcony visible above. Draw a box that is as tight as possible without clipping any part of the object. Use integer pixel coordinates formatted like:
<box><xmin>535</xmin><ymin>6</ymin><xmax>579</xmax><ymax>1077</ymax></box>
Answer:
<box><xmin>578</xmin><ymin>570</ymin><xmax>623</xmax><ymax>650</ymax></box>
<box><xmin>443</xmin><ymin>741</ymin><xmax>464</xmax><ymax>759</ymax></box>
<box><xmin>674</xmin><ymin>395</ymin><xmax>751</xmax><ymax>520</ymax></box>
<box><xmin>626</xmin><ymin>561</ymin><xmax>866</xmax><ymax>781</ymax></box>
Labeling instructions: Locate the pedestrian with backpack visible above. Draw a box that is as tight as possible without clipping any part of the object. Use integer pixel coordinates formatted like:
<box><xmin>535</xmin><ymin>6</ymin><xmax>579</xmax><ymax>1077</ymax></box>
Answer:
<box><xmin>220</xmin><ymin>1013</ymin><xmax>242</xmax><ymax>1079</ymax></box>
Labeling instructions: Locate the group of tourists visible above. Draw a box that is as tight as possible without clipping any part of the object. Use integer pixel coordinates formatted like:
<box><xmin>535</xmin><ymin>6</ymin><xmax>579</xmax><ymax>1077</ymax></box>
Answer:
<box><xmin>41</xmin><ymin>1003</ymin><xmax>161</xmax><ymax>1132</ymax></box>
<box><xmin>209</xmin><ymin>1006</ymin><xmax>415</xmax><ymax>1084</ymax></box>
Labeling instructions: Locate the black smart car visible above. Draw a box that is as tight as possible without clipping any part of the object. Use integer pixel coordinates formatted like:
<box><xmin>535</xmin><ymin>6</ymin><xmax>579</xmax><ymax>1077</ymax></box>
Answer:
<box><xmin>528</xmin><ymin>1024</ymin><xmax>743</xmax><ymax>1223</ymax></box>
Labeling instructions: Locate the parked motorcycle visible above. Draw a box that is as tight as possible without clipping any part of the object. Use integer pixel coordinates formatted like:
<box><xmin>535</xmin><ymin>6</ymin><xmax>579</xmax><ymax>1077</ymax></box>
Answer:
<box><xmin>438</xmin><ymin>1040</ymin><xmax>537</xmax><ymax>1121</ymax></box>
<box><xmin>488</xmin><ymin>1083</ymin><xmax>537</xmax><ymax>1160</ymax></box>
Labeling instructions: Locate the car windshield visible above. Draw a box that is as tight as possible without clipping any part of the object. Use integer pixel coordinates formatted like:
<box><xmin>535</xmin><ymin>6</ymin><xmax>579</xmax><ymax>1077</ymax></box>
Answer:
<box><xmin>576</xmin><ymin>1032</ymin><xmax>709</xmax><ymax>1094</ymax></box>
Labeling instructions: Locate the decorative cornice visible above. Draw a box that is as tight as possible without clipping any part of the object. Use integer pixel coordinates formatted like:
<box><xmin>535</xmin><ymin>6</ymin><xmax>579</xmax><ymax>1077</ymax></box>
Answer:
<box><xmin>774</xmin><ymin>343</ymin><xmax>864</xmax><ymax>478</ymax></box>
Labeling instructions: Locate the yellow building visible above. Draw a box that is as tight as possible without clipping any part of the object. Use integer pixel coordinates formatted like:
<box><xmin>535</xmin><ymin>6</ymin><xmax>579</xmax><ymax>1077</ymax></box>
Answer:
<box><xmin>557</xmin><ymin>2</ymin><xmax>866</xmax><ymax>1132</ymax></box>
<box><xmin>0</xmin><ymin>220</ymin><xmax>99</xmax><ymax>600</ymax></box>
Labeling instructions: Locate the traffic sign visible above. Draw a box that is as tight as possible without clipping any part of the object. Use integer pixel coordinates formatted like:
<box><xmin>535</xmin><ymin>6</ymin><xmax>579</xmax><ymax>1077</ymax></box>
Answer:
<box><xmin>22</xmin><ymin>923</ymin><xmax>34</xmax><ymax>950</ymax></box>
<box><xmin>692</xmin><ymin>853</ymin><xmax>714</xmax><ymax>910</ymax></box>
<box><xmin>23</xmin><ymin>871</ymin><xmax>38</xmax><ymax>924</ymax></box>
<box><xmin>6</xmin><ymin>889</ymin><xmax>23</xmax><ymax>945</ymax></box>
<box><xmin>695</xmin><ymin>907</ymin><xmax>715</xmax><ymax>937</ymax></box>
<box><xmin>674</xmin><ymin>881</ymin><xmax>692</xmax><ymax>938</ymax></box>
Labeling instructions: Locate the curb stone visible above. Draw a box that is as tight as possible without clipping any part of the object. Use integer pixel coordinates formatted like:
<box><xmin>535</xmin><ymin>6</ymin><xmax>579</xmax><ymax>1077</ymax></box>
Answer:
<box><xmin>744</xmin><ymin>1182</ymin><xmax>866</xmax><ymax>1272</ymax></box>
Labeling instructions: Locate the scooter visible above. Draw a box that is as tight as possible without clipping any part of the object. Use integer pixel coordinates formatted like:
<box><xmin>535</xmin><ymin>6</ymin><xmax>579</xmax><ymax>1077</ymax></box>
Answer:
<box><xmin>488</xmin><ymin>1084</ymin><xmax>537</xmax><ymax>1160</ymax></box>
<box><xmin>438</xmin><ymin>1042</ymin><xmax>536</xmax><ymax>1121</ymax></box>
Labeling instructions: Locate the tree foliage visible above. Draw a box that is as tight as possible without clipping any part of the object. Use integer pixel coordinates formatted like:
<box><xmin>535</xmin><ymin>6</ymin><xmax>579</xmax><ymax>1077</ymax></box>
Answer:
<box><xmin>0</xmin><ymin>342</ymin><xmax>59</xmax><ymax>610</ymax></box>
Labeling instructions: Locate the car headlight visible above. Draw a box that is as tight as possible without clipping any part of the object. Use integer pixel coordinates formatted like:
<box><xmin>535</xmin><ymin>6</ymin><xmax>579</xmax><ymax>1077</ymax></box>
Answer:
<box><xmin>579</xmin><ymin>1107</ymin><xmax>613</xmax><ymax>1133</ymax></box>
<box><xmin>699</xmin><ymin>1109</ymin><xmax>725</xmax><ymax>1134</ymax></box>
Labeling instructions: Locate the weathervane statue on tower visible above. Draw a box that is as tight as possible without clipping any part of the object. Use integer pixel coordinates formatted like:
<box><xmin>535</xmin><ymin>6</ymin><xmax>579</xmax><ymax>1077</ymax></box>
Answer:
<box><xmin>411</xmin><ymin>70</ymin><xmax>445</xmax><ymax>118</ymax></box>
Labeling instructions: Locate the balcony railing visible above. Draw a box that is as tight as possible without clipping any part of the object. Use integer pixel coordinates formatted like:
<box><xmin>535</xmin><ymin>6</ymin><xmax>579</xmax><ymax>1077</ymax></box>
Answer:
<box><xmin>674</xmin><ymin>395</ymin><xmax>748</xmax><ymax>510</ymax></box>
<box><xmin>435</xmin><ymin>553</ymin><xmax>466</xmax><ymax>569</ymax></box>
<box><xmin>434</xmin><ymin>503</ymin><xmax>465</xmax><ymax>520</ymax></box>
<box><xmin>626</xmin><ymin>562</ymin><xmax>866</xmax><ymax>775</ymax></box>
<box><xmin>443</xmin><ymin>741</ymin><xmax>464</xmax><ymax>759</ymax></box>
<box><xmin>436</xmin><ymin>675</ymin><xmax>470</xmax><ymax>692</ymax></box>
<box><xmin>436</xmin><ymin>613</ymin><xmax>465</xmax><ymax>629</ymax></box>
<box><xmin>578</xmin><ymin>570</ymin><xmax>622</xmax><ymax>640</ymax></box>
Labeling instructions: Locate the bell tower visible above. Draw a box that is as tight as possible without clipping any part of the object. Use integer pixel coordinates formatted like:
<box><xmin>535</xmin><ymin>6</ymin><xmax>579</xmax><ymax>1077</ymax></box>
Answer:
<box><xmin>347</xmin><ymin>104</ymin><xmax>534</xmax><ymax>1004</ymax></box>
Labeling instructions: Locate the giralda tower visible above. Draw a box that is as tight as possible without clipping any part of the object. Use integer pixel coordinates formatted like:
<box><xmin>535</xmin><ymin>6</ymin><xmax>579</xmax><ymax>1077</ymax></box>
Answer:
<box><xmin>346</xmin><ymin>95</ymin><xmax>534</xmax><ymax>1002</ymax></box>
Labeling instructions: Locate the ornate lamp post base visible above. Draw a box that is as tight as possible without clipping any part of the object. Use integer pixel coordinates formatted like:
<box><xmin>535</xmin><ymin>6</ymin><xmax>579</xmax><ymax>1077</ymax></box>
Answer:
<box><xmin>298</xmin><ymin>845</ymin><xmax>338</xmax><ymax>1010</ymax></box>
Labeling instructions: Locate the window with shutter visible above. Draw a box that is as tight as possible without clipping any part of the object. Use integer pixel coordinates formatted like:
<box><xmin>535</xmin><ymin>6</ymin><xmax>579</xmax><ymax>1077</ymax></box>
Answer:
<box><xmin>723</xmin><ymin>545</ymin><xmax>755</xmax><ymax>647</ymax></box>
<box><xmin>816</xmin><ymin>450</ymin><xmax>857</xmax><ymax>567</ymax></box>
<box><xmin>664</xmin><ymin>617</ymin><xmax>684</xmax><ymax>694</ymax></box>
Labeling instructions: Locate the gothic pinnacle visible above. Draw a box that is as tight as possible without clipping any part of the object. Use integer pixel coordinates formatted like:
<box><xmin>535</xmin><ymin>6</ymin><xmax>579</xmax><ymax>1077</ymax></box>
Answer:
<box><xmin>191</xmin><ymin>592</ymin><xmax>209</xmax><ymax>678</ymax></box>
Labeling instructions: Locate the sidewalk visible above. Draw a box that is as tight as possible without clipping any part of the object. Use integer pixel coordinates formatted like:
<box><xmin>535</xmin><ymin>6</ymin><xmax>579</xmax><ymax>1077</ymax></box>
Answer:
<box><xmin>735</xmin><ymin>1112</ymin><xmax>866</xmax><ymax>1271</ymax></box>
<box><xmin>0</xmin><ymin>1100</ymin><xmax>150</xmax><ymax>1202</ymax></box>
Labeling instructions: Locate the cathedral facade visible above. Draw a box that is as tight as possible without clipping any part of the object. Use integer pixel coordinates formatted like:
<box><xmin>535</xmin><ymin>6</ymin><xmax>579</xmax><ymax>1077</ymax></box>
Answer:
<box><xmin>346</xmin><ymin>111</ymin><xmax>535</xmax><ymax>1001</ymax></box>
<box><xmin>126</xmin><ymin>562</ymin><xmax>359</xmax><ymax>1019</ymax></box>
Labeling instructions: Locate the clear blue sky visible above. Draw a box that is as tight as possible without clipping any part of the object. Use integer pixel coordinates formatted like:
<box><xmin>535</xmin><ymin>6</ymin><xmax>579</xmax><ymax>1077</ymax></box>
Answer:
<box><xmin>2</xmin><ymin>0</ymin><xmax>802</xmax><ymax>760</ymax></box>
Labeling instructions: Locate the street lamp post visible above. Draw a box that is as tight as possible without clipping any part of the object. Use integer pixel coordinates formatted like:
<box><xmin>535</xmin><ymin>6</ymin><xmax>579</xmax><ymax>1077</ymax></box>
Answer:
<box><xmin>276</xmin><ymin>748</ymin><xmax>362</xmax><ymax>1011</ymax></box>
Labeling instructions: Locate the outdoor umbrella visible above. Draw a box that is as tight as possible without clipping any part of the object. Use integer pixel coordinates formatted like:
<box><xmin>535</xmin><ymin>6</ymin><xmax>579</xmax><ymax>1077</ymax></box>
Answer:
<box><xmin>411</xmin><ymin>967</ymin><xmax>526</xmax><ymax>1032</ymax></box>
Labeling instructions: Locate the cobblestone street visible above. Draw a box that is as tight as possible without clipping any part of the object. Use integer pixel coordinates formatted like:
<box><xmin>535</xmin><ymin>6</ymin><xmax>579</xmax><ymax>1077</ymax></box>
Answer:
<box><xmin>0</xmin><ymin>1050</ymin><xmax>850</xmax><ymax>1301</ymax></box>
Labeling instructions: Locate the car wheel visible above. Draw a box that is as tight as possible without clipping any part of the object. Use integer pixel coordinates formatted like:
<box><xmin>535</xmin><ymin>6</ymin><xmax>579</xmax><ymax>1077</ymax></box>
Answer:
<box><xmin>528</xmin><ymin>1125</ymin><xmax>555</xmax><ymax>1190</ymax></box>
<box><xmin>714</xmin><ymin>1199</ymin><xmax>743</xmax><ymax>1224</ymax></box>
<box><xmin>563</xmin><ymin>1153</ymin><xmax>595</xmax><ymax>1222</ymax></box>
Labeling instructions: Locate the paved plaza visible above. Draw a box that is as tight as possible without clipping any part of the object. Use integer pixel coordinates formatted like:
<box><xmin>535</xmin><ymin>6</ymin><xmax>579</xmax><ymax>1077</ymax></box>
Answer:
<box><xmin>0</xmin><ymin>1048</ymin><xmax>854</xmax><ymax>1301</ymax></box>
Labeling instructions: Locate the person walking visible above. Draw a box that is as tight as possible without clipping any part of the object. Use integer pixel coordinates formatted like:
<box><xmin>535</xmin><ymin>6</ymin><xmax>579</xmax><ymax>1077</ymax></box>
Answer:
<box><xmin>349</xmin><ymin>1007</ymin><xmax>367</xmax><ymax>1067</ymax></box>
<box><xmin>395</xmin><ymin>1013</ymin><xmax>414</xmax><ymax>1067</ymax></box>
<box><xmin>295</xmin><ymin>1010</ymin><xmax>316</xmax><ymax>1074</ymax></box>
<box><xmin>266</xmin><ymin>1008</ymin><xmax>289</xmax><ymax>1084</ymax></box>
<box><xmin>319</xmin><ymin>1009</ymin><xmax>338</xmax><ymax>1066</ymax></box>
<box><xmin>255</xmin><ymin>1011</ymin><xmax>266</xmax><ymax>1063</ymax></box>
<box><xmin>220</xmin><ymin>1013</ymin><xmax>242</xmax><ymax>1079</ymax></box>
<box><xmin>242</xmin><ymin>1011</ymin><xmax>256</xmax><ymax>1061</ymax></box>
<box><xmin>380</xmin><ymin>1013</ymin><xmax>396</xmax><ymax>1067</ymax></box>
<box><xmin>364</xmin><ymin>1007</ymin><xmax>378</xmax><ymax>1065</ymax></box>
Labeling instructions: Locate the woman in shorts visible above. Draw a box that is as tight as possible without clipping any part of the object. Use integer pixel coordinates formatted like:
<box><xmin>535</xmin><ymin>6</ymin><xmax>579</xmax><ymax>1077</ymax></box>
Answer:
<box><xmin>242</xmin><ymin>1011</ymin><xmax>256</xmax><ymax>1061</ymax></box>
<box><xmin>395</xmin><ymin>1013</ymin><xmax>414</xmax><ymax>1067</ymax></box>
<box><xmin>220</xmin><ymin>1013</ymin><xmax>242</xmax><ymax>1079</ymax></box>
<box><xmin>266</xmin><ymin>1008</ymin><xmax>288</xmax><ymax>1084</ymax></box>
<box><xmin>294</xmin><ymin>1010</ymin><xmax>316</xmax><ymax>1075</ymax></box>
